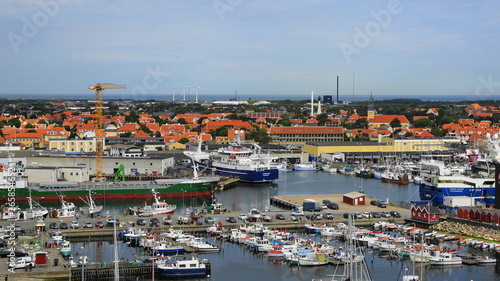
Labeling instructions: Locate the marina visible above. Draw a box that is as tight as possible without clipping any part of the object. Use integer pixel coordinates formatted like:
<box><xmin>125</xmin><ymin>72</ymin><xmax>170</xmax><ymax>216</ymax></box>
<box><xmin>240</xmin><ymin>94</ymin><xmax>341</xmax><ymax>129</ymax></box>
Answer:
<box><xmin>1</xmin><ymin>170</ymin><xmax>500</xmax><ymax>280</ymax></box>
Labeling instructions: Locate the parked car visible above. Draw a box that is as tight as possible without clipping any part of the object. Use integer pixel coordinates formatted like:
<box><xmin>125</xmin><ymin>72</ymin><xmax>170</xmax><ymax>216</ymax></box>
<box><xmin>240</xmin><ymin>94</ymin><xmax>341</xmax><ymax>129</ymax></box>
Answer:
<box><xmin>226</xmin><ymin>216</ymin><xmax>237</xmax><ymax>223</ymax></box>
<box><xmin>238</xmin><ymin>214</ymin><xmax>248</xmax><ymax>220</ymax></box>
<box><xmin>262</xmin><ymin>214</ymin><xmax>272</xmax><ymax>222</ymax></box>
<box><xmin>70</xmin><ymin>220</ymin><xmax>79</xmax><ymax>229</ymax></box>
<box><xmin>381</xmin><ymin>211</ymin><xmax>391</xmax><ymax>218</ymax></box>
<box><xmin>322</xmin><ymin>199</ymin><xmax>332</xmax><ymax>205</ymax></box>
<box><xmin>390</xmin><ymin>211</ymin><xmax>401</xmax><ymax>218</ymax></box>
<box><xmin>309</xmin><ymin>206</ymin><xmax>323</xmax><ymax>212</ymax></box>
<box><xmin>163</xmin><ymin>216</ymin><xmax>172</xmax><ymax>225</ymax></box>
<box><xmin>136</xmin><ymin>218</ymin><xmax>146</xmax><ymax>226</ymax></box>
<box><xmin>323</xmin><ymin>212</ymin><xmax>334</xmax><ymax>220</ymax></box>
<box><xmin>370</xmin><ymin>199</ymin><xmax>380</xmax><ymax>206</ymax></box>
<box><xmin>291</xmin><ymin>210</ymin><xmax>305</xmax><ymax>217</ymax></box>
<box><xmin>377</xmin><ymin>201</ymin><xmax>387</xmax><ymax>208</ymax></box>
<box><xmin>204</xmin><ymin>217</ymin><xmax>215</xmax><ymax>224</ymax></box>
<box><xmin>177</xmin><ymin>216</ymin><xmax>190</xmax><ymax>225</ymax></box>
<box><xmin>0</xmin><ymin>249</ymin><xmax>28</xmax><ymax>258</ymax></box>
<box><xmin>361</xmin><ymin>212</ymin><xmax>372</xmax><ymax>219</ymax></box>
<box><xmin>275</xmin><ymin>214</ymin><xmax>285</xmax><ymax>220</ymax></box>
<box><xmin>0</xmin><ymin>239</ymin><xmax>7</xmax><ymax>248</ymax></box>
<box><xmin>49</xmin><ymin>222</ymin><xmax>58</xmax><ymax>229</ymax></box>
<box><xmin>327</xmin><ymin>202</ymin><xmax>339</xmax><ymax>210</ymax></box>
<box><xmin>343</xmin><ymin>213</ymin><xmax>349</xmax><ymax>219</ymax></box>
<box><xmin>83</xmin><ymin>221</ymin><xmax>93</xmax><ymax>228</ymax></box>
<box><xmin>59</xmin><ymin>222</ymin><xmax>68</xmax><ymax>229</ymax></box>
<box><xmin>149</xmin><ymin>218</ymin><xmax>160</xmax><ymax>227</ymax></box>
<box><xmin>95</xmin><ymin>221</ymin><xmax>104</xmax><ymax>228</ymax></box>
<box><xmin>370</xmin><ymin>212</ymin><xmax>381</xmax><ymax>218</ymax></box>
<box><xmin>354</xmin><ymin>212</ymin><xmax>363</xmax><ymax>219</ymax></box>
<box><xmin>310</xmin><ymin>213</ymin><xmax>323</xmax><ymax>220</ymax></box>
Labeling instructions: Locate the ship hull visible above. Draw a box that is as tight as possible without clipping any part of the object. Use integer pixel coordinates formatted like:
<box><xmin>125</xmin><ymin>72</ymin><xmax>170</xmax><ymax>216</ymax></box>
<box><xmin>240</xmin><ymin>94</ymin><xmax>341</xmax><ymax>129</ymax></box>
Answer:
<box><xmin>419</xmin><ymin>183</ymin><xmax>496</xmax><ymax>206</ymax></box>
<box><xmin>195</xmin><ymin>162</ymin><xmax>278</xmax><ymax>183</ymax></box>
<box><xmin>0</xmin><ymin>178</ymin><xmax>219</xmax><ymax>203</ymax></box>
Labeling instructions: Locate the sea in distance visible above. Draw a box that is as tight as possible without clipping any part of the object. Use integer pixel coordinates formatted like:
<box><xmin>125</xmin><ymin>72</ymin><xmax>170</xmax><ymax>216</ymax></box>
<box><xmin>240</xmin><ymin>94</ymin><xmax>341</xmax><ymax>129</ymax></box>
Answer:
<box><xmin>62</xmin><ymin>171</ymin><xmax>499</xmax><ymax>281</ymax></box>
<box><xmin>1</xmin><ymin>93</ymin><xmax>495</xmax><ymax>102</ymax></box>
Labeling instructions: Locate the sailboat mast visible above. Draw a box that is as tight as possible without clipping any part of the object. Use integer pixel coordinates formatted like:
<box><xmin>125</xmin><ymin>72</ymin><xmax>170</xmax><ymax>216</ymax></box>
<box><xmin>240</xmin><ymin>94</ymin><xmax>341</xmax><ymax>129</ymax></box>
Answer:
<box><xmin>114</xmin><ymin>213</ymin><xmax>119</xmax><ymax>280</ymax></box>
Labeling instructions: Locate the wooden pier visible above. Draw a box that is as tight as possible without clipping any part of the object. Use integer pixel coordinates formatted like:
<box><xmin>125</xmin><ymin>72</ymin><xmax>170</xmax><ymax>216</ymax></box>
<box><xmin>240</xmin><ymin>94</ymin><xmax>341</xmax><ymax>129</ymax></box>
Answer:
<box><xmin>215</xmin><ymin>177</ymin><xmax>239</xmax><ymax>190</ymax></box>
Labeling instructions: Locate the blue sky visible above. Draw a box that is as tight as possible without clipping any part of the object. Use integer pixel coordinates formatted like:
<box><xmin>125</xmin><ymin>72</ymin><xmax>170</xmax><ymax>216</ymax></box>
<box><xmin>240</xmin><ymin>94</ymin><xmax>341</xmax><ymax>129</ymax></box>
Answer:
<box><xmin>1</xmin><ymin>0</ymin><xmax>499</xmax><ymax>100</ymax></box>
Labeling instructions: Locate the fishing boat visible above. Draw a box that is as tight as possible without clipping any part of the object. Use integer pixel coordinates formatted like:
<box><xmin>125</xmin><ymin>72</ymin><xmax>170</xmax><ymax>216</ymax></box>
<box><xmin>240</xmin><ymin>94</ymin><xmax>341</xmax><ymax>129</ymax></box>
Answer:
<box><xmin>157</xmin><ymin>257</ymin><xmax>211</xmax><ymax>278</ymax></box>
<box><xmin>184</xmin><ymin>136</ymin><xmax>279</xmax><ymax>183</ymax></box>
<box><xmin>185</xmin><ymin>237</ymin><xmax>221</xmax><ymax>253</ymax></box>
<box><xmin>428</xmin><ymin>251</ymin><xmax>462</xmax><ymax>266</ymax></box>
<box><xmin>381</xmin><ymin>167</ymin><xmax>409</xmax><ymax>184</ymax></box>
<box><xmin>298</xmin><ymin>252</ymin><xmax>328</xmax><ymax>266</ymax></box>
<box><xmin>321</xmin><ymin>164</ymin><xmax>337</xmax><ymax>173</ymax></box>
<box><xmin>58</xmin><ymin>240</ymin><xmax>71</xmax><ymax>256</ymax></box>
<box><xmin>475</xmin><ymin>256</ymin><xmax>497</xmax><ymax>264</ymax></box>
<box><xmin>137</xmin><ymin>189</ymin><xmax>177</xmax><ymax>216</ymax></box>
<box><xmin>293</xmin><ymin>163</ymin><xmax>320</xmax><ymax>171</ymax></box>
<box><xmin>52</xmin><ymin>195</ymin><xmax>76</xmax><ymax>218</ymax></box>
<box><xmin>79</xmin><ymin>190</ymin><xmax>103</xmax><ymax>217</ymax></box>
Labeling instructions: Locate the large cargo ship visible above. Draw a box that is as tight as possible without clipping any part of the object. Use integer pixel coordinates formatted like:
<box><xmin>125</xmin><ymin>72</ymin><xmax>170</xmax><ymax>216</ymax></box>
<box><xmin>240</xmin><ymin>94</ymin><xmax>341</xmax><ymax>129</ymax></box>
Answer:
<box><xmin>0</xmin><ymin>158</ymin><xmax>220</xmax><ymax>203</ymax></box>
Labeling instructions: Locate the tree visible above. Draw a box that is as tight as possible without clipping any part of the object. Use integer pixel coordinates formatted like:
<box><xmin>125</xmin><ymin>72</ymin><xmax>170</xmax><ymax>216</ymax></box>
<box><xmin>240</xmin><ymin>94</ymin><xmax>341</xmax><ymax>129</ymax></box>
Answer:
<box><xmin>355</xmin><ymin>118</ymin><xmax>368</xmax><ymax>129</ymax></box>
<box><xmin>178</xmin><ymin>138</ymin><xmax>189</xmax><ymax>144</ymax></box>
<box><xmin>139</xmin><ymin>124</ymin><xmax>152</xmax><ymax>135</ymax></box>
<box><xmin>120</xmin><ymin>132</ymin><xmax>132</xmax><ymax>138</ymax></box>
<box><xmin>276</xmin><ymin>118</ymin><xmax>291</xmax><ymax>126</ymax></box>
<box><xmin>37</xmin><ymin>119</ymin><xmax>47</xmax><ymax>125</ymax></box>
<box><xmin>390</xmin><ymin>118</ymin><xmax>401</xmax><ymax>128</ymax></box>
<box><xmin>413</xmin><ymin>118</ymin><xmax>435</xmax><ymax>128</ymax></box>
<box><xmin>177</xmin><ymin>118</ymin><xmax>187</xmax><ymax>124</ymax></box>
<box><xmin>246</xmin><ymin>129</ymin><xmax>271</xmax><ymax>144</ymax></box>
<box><xmin>315</xmin><ymin>113</ymin><xmax>329</xmax><ymax>126</ymax></box>
<box><xmin>8</xmin><ymin>118</ymin><xmax>21</xmax><ymax>128</ymax></box>
<box><xmin>25</xmin><ymin>123</ymin><xmax>36</xmax><ymax>128</ymax></box>
<box><xmin>155</xmin><ymin>131</ymin><xmax>162</xmax><ymax>138</ymax></box>
<box><xmin>215</xmin><ymin>126</ymin><xmax>228</xmax><ymax>137</ymax></box>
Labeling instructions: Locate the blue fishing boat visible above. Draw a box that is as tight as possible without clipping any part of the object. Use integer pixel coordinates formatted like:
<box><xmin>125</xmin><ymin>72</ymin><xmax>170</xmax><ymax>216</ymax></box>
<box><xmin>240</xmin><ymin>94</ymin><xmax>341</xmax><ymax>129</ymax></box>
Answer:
<box><xmin>157</xmin><ymin>257</ymin><xmax>210</xmax><ymax>278</ymax></box>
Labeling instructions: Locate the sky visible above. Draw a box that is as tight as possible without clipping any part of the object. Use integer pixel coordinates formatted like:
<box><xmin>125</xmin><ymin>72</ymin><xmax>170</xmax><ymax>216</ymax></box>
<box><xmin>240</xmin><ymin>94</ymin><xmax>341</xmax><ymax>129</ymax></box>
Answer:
<box><xmin>1</xmin><ymin>0</ymin><xmax>500</xmax><ymax>101</ymax></box>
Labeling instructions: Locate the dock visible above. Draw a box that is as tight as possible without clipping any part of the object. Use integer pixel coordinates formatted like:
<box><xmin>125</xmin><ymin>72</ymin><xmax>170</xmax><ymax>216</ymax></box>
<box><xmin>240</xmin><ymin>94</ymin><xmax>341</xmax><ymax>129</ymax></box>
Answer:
<box><xmin>215</xmin><ymin>177</ymin><xmax>239</xmax><ymax>190</ymax></box>
<box><xmin>270</xmin><ymin>194</ymin><xmax>408</xmax><ymax>213</ymax></box>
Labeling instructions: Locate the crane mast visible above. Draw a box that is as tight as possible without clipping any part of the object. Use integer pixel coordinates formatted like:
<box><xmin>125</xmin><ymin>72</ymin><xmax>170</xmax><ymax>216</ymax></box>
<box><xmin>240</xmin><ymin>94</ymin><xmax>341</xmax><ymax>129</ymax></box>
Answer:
<box><xmin>89</xmin><ymin>83</ymin><xmax>126</xmax><ymax>180</ymax></box>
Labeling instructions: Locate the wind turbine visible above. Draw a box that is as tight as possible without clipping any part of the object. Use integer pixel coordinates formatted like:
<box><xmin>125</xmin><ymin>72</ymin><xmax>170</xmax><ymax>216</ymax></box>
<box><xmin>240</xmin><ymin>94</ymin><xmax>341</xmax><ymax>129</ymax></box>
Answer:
<box><xmin>178</xmin><ymin>82</ymin><xmax>190</xmax><ymax>101</ymax></box>
<box><xmin>168</xmin><ymin>83</ymin><xmax>179</xmax><ymax>102</ymax></box>
<box><xmin>192</xmin><ymin>80</ymin><xmax>205</xmax><ymax>103</ymax></box>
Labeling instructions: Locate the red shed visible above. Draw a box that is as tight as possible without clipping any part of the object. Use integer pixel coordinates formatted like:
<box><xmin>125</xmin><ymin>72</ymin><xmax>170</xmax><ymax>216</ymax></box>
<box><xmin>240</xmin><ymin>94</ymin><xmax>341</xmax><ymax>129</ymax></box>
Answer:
<box><xmin>411</xmin><ymin>205</ymin><xmax>441</xmax><ymax>223</ymax></box>
<box><xmin>343</xmin><ymin>192</ymin><xmax>366</xmax><ymax>206</ymax></box>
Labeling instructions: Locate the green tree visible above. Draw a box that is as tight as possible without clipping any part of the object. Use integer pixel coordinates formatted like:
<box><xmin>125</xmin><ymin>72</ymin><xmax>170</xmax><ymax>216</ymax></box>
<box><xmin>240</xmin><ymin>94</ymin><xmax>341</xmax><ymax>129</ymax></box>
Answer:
<box><xmin>139</xmin><ymin>124</ymin><xmax>152</xmax><ymax>135</ymax></box>
<box><xmin>178</xmin><ymin>137</ymin><xmax>189</xmax><ymax>144</ymax></box>
<box><xmin>413</xmin><ymin>118</ymin><xmax>436</xmax><ymax>128</ymax></box>
<box><xmin>215</xmin><ymin>126</ymin><xmax>228</xmax><ymax>137</ymax></box>
<box><xmin>8</xmin><ymin>118</ymin><xmax>21</xmax><ymax>128</ymax></box>
<box><xmin>37</xmin><ymin>119</ymin><xmax>47</xmax><ymax>125</ymax></box>
<box><xmin>390</xmin><ymin>118</ymin><xmax>401</xmax><ymax>128</ymax></box>
<box><xmin>177</xmin><ymin>118</ymin><xmax>187</xmax><ymax>124</ymax></box>
<box><xmin>25</xmin><ymin>123</ymin><xmax>36</xmax><ymax>128</ymax></box>
<box><xmin>246</xmin><ymin>129</ymin><xmax>271</xmax><ymax>144</ymax></box>
<box><xmin>315</xmin><ymin>113</ymin><xmax>329</xmax><ymax>126</ymax></box>
<box><xmin>355</xmin><ymin>118</ymin><xmax>368</xmax><ymax>129</ymax></box>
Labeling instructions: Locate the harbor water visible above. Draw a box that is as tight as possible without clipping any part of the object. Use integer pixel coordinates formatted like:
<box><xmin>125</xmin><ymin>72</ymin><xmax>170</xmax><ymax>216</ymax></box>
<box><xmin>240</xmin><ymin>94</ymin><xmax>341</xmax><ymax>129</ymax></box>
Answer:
<box><xmin>68</xmin><ymin>171</ymin><xmax>498</xmax><ymax>280</ymax></box>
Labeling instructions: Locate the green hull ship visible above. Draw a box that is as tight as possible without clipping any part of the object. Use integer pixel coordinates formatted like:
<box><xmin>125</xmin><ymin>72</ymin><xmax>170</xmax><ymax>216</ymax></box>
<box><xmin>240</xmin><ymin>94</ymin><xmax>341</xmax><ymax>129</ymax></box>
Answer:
<box><xmin>0</xmin><ymin>177</ymin><xmax>220</xmax><ymax>203</ymax></box>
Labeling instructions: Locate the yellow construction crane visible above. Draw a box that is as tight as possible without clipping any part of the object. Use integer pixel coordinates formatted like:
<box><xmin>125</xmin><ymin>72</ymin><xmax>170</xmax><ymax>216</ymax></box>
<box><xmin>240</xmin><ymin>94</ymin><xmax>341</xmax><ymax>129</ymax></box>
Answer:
<box><xmin>89</xmin><ymin>83</ymin><xmax>126</xmax><ymax>180</ymax></box>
